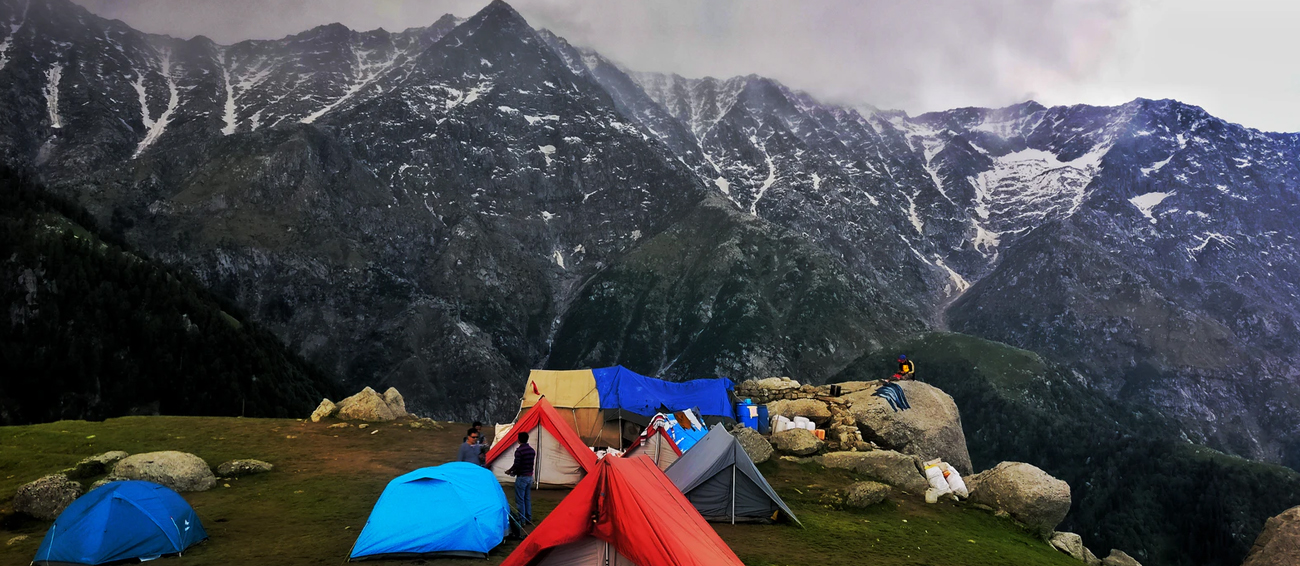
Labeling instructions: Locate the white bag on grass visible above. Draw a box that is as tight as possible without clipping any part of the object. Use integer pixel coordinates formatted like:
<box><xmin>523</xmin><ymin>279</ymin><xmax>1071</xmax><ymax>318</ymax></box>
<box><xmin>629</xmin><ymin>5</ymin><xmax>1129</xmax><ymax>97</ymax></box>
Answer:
<box><xmin>941</xmin><ymin>463</ymin><xmax>969</xmax><ymax>498</ymax></box>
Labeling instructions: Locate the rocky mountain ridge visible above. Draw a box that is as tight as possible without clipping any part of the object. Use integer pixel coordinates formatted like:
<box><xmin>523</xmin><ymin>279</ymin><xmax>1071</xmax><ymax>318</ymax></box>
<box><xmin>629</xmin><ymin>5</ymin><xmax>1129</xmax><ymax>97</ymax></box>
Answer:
<box><xmin>1</xmin><ymin>0</ymin><xmax>1299</xmax><ymax>475</ymax></box>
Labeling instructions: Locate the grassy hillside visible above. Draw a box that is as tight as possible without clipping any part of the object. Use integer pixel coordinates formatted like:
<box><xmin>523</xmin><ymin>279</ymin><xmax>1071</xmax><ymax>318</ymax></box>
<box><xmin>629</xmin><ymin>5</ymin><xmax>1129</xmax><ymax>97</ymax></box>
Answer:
<box><xmin>0</xmin><ymin>169</ymin><xmax>340</xmax><ymax>424</ymax></box>
<box><xmin>837</xmin><ymin>332</ymin><xmax>1300</xmax><ymax>566</ymax></box>
<box><xmin>1</xmin><ymin>416</ymin><xmax>1078</xmax><ymax>566</ymax></box>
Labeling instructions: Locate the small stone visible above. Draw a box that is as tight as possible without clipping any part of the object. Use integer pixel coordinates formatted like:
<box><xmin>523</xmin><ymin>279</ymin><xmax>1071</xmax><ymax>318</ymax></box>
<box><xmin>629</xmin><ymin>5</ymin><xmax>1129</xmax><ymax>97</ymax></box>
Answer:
<box><xmin>215</xmin><ymin>459</ymin><xmax>274</xmax><ymax>477</ymax></box>
<box><xmin>732</xmin><ymin>427</ymin><xmax>774</xmax><ymax>464</ymax></box>
<box><xmin>14</xmin><ymin>474</ymin><xmax>83</xmax><ymax>520</ymax></box>
<box><xmin>112</xmin><ymin>451</ymin><xmax>216</xmax><ymax>492</ymax></box>
<box><xmin>843</xmin><ymin>481</ymin><xmax>891</xmax><ymax>508</ymax></box>
<box><xmin>771</xmin><ymin>428</ymin><xmax>825</xmax><ymax>456</ymax></box>
<box><xmin>358</xmin><ymin>423</ymin><xmax>369</xmax><ymax>429</ymax></box>
<box><xmin>328</xmin><ymin>423</ymin><xmax>350</xmax><ymax>428</ymax></box>
<box><xmin>309</xmin><ymin>398</ymin><xmax>337</xmax><ymax>422</ymax></box>
<box><xmin>68</xmin><ymin>451</ymin><xmax>130</xmax><ymax>480</ymax></box>
<box><xmin>7</xmin><ymin>535</ymin><xmax>29</xmax><ymax>546</ymax></box>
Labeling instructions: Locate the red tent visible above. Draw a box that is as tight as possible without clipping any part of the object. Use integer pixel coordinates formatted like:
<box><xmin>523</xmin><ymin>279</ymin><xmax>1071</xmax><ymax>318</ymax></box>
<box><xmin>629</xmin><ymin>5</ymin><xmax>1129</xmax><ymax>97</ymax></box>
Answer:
<box><xmin>500</xmin><ymin>455</ymin><xmax>745</xmax><ymax>566</ymax></box>
<box><xmin>485</xmin><ymin>397</ymin><xmax>598</xmax><ymax>488</ymax></box>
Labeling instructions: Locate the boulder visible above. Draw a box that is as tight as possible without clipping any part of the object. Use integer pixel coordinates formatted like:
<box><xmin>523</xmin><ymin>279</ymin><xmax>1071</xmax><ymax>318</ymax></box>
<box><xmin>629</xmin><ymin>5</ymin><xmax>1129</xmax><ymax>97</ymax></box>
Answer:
<box><xmin>771</xmin><ymin>428</ymin><xmax>825</xmax><ymax>456</ymax></box>
<box><xmin>383</xmin><ymin>388</ymin><xmax>407</xmax><ymax>417</ymax></box>
<box><xmin>69</xmin><ymin>451</ymin><xmax>130</xmax><ymax>479</ymax></box>
<box><xmin>843</xmin><ymin>481</ymin><xmax>891</xmax><ymax>508</ymax></box>
<box><xmin>309</xmin><ymin>398</ymin><xmax>337</xmax><ymax>422</ymax></box>
<box><xmin>112</xmin><ymin>451</ymin><xmax>216</xmax><ymax>492</ymax></box>
<box><xmin>336</xmin><ymin>387</ymin><xmax>397</xmax><ymax>422</ymax></box>
<box><xmin>1101</xmin><ymin>549</ymin><xmax>1142</xmax><ymax>566</ymax></box>
<box><xmin>216</xmin><ymin>459</ymin><xmax>274</xmax><ymax>477</ymax></box>
<box><xmin>845</xmin><ymin>381</ymin><xmax>972</xmax><ymax>474</ymax></box>
<box><xmin>90</xmin><ymin>477</ymin><xmax>128</xmax><ymax>490</ymax></box>
<box><xmin>1050</xmin><ymin>532</ymin><xmax>1101</xmax><ymax>564</ymax></box>
<box><xmin>732</xmin><ymin>426</ymin><xmax>774</xmax><ymax>464</ymax></box>
<box><xmin>814</xmin><ymin>451</ymin><xmax>928</xmax><ymax>493</ymax></box>
<box><xmin>14</xmin><ymin>474</ymin><xmax>83</xmax><ymax>520</ymax></box>
<box><xmin>766</xmin><ymin>398</ymin><xmax>832</xmax><ymax>425</ymax></box>
<box><xmin>967</xmin><ymin>461</ymin><xmax>1071</xmax><ymax>537</ymax></box>
<box><xmin>1242</xmin><ymin>505</ymin><xmax>1300</xmax><ymax>566</ymax></box>
<box><xmin>750</xmin><ymin>377</ymin><xmax>801</xmax><ymax>391</ymax></box>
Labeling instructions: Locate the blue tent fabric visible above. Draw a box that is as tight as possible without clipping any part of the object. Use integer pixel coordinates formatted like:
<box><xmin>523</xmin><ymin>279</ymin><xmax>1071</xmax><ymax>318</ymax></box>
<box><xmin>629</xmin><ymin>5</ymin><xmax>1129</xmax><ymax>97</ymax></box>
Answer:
<box><xmin>349</xmin><ymin>462</ymin><xmax>509</xmax><ymax>560</ymax></box>
<box><xmin>592</xmin><ymin>366</ymin><xmax>735</xmax><ymax>419</ymax></box>
<box><xmin>34</xmin><ymin>480</ymin><xmax>206</xmax><ymax>566</ymax></box>
<box><xmin>663</xmin><ymin>413</ymin><xmax>710</xmax><ymax>452</ymax></box>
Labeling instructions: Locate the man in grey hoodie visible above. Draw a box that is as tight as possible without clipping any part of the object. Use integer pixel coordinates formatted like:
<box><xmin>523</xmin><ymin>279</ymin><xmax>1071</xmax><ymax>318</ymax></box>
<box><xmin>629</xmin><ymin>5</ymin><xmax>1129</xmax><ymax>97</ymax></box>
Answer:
<box><xmin>457</xmin><ymin>429</ymin><xmax>482</xmax><ymax>465</ymax></box>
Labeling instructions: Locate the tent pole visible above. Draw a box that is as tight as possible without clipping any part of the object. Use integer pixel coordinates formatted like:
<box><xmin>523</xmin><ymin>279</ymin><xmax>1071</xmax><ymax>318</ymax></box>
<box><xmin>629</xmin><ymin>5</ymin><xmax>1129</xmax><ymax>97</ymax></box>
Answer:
<box><xmin>731</xmin><ymin>464</ymin><xmax>736</xmax><ymax>525</ymax></box>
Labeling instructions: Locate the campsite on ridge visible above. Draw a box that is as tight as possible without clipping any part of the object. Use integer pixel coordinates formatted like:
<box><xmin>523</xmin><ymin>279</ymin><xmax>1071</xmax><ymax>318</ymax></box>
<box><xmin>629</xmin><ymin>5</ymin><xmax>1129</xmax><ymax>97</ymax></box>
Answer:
<box><xmin>3</xmin><ymin>0</ymin><xmax>1300</xmax><ymax>565</ymax></box>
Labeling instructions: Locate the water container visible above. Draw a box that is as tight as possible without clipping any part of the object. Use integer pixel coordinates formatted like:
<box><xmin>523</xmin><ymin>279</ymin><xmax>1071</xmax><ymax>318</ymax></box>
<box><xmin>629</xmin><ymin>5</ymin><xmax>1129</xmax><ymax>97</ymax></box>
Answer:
<box><xmin>756</xmin><ymin>405</ymin><xmax>771</xmax><ymax>434</ymax></box>
<box><xmin>736</xmin><ymin>401</ymin><xmax>758</xmax><ymax>429</ymax></box>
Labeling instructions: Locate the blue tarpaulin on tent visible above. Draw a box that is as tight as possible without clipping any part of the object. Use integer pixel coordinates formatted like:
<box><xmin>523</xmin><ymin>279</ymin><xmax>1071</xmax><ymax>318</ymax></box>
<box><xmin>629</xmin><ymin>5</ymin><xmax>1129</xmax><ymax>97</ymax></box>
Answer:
<box><xmin>349</xmin><ymin>462</ymin><xmax>509</xmax><ymax>560</ymax></box>
<box><xmin>592</xmin><ymin>366</ymin><xmax>735</xmax><ymax>419</ymax></box>
<box><xmin>34</xmin><ymin>481</ymin><xmax>207</xmax><ymax>566</ymax></box>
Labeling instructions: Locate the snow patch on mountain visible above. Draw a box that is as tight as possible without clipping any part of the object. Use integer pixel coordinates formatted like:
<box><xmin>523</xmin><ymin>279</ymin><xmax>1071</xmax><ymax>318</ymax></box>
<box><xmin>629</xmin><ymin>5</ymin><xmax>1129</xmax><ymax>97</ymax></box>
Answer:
<box><xmin>43</xmin><ymin>63</ymin><xmax>62</xmax><ymax>129</ymax></box>
<box><xmin>0</xmin><ymin>0</ymin><xmax>29</xmax><ymax>71</ymax></box>
<box><xmin>220</xmin><ymin>51</ymin><xmax>237</xmax><ymax>135</ymax></box>
<box><xmin>134</xmin><ymin>50</ymin><xmax>180</xmax><ymax>158</ymax></box>
<box><xmin>1130</xmin><ymin>191</ymin><xmax>1173</xmax><ymax>223</ymax></box>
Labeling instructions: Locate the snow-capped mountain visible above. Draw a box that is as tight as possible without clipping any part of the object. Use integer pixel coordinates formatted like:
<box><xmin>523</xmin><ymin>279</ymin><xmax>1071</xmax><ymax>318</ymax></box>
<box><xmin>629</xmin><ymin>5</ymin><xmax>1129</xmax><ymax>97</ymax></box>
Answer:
<box><xmin>2</xmin><ymin>0</ymin><xmax>1299</xmax><ymax>471</ymax></box>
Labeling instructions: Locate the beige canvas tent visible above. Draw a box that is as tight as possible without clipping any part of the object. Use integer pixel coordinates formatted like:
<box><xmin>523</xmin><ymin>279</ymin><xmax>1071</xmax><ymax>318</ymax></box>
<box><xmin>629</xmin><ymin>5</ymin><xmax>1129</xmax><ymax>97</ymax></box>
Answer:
<box><xmin>484</xmin><ymin>398</ymin><xmax>598</xmax><ymax>488</ymax></box>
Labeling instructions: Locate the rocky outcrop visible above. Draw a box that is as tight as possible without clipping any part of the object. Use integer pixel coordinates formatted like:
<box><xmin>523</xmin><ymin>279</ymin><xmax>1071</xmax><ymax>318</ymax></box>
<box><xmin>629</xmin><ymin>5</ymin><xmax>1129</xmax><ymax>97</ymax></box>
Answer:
<box><xmin>845</xmin><ymin>381</ymin><xmax>972</xmax><ymax>474</ymax></box>
<box><xmin>843</xmin><ymin>481</ymin><xmax>891</xmax><ymax>508</ymax></box>
<box><xmin>1101</xmin><ymin>549</ymin><xmax>1142</xmax><ymax>566</ymax></box>
<box><xmin>68</xmin><ymin>451</ymin><xmax>130</xmax><ymax>479</ymax></box>
<box><xmin>14</xmin><ymin>474</ymin><xmax>83</xmax><ymax>520</ymax></box>
<box><xmin>815</xmin><ymin>451</ymin><xmax>928</xmax><ymax>493</ymax></box>
<box><xmin>967</xmin><ymin>461</ymin><xmax>1071</xmax><ymax>537</ymax></box>
<box><xmin>1242</xmin><ymin>505</ymin><xmax>1300</xmax><ymax>566</ymax></box>
<box><xmin>767</xmin><ymin>399</ymin><xmax>832</xmax><ymax>425</ymax></box>
<box><xmin>112</xmin><ymin>451</ymin><xmax>216</xmax><ymax>492</ymax></box>
<box><xmin>771</xmin><ymin>428</ymin><xmax>825</xmax><ymax>456</ymax></box>
<box><xmin>383</xmin><ymin>388</ymin><xmax>408</xmax><ymax>417</ymax></box>
<box><xmin>216</xmin><ymin>459</ymin><xmax>274</xmax><ymax>477</ymax></box>
<box><xmin>310</xmin><ymin>399</ymin><xmax>337</xmax><ymax>422</ymax></box>
<box><xmin>90</xmin><ymin>477</ymin><xmax>128</xmax><ymax>490</ymax></box>
<box><xmin>732</xmin><ymin>426</ymin><xmax>774</xmax><ymax>464</ymax></box>
<box><xmin>336</xmin><ymin>387</ymin><xmax>397</xmax><ymax>422</ymax></box>
<box><xmin>1050</xmin><ymin>532</ymin><xmax>1102</xmax><ymax>565</ymax></box>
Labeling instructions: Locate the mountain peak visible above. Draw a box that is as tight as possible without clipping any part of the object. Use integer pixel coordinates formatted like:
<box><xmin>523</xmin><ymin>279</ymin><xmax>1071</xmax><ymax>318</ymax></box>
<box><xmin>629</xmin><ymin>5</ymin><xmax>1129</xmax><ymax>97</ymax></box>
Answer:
<box><xmin>474</xmin><ymin>0</ymin><xmax>529</xmax><ymax>27</ymax></box>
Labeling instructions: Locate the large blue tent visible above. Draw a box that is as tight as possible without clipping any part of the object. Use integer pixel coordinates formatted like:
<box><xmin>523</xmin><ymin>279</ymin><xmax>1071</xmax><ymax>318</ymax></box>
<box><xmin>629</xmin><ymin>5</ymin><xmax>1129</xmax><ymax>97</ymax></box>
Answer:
<box><xmin>349</xmin><ymin>462</ymin><xmax>509</xmax><ymax>560</ymax></box>
<box><xmin>33</xmin><ymin>481</ymin><xmax>207</xmax><ymax>566</ymax></box>
<box><xmin>592</xmin><ymin>365</ymin><xmax>736</xmax><ymax>419</ymax></box>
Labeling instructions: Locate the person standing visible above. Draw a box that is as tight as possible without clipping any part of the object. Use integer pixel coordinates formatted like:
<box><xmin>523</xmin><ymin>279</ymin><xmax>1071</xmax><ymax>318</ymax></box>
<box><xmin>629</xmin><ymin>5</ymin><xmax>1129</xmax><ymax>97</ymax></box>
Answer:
<box><xmin>471</xmin><ymin>421</ymin><xmax>487</xmax><ymax>465</ymax></box>
<box><xmin>457</xmin><ymin>429</ymin><xmax>482</xmax><ymax>464</ymax></box>
<box><xmin>506</xmin><ymin>431</ymin><xmax>536</xmax><ymax>523</ymax></box>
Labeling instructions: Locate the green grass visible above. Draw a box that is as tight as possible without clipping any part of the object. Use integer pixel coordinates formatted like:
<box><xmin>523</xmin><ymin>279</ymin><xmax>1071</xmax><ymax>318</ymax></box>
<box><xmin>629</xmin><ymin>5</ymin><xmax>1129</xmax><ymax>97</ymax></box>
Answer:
<box><xmin>2</xmin><ymin>417</ymin><xmax>1077</xmax><ymax>565</ymax></box>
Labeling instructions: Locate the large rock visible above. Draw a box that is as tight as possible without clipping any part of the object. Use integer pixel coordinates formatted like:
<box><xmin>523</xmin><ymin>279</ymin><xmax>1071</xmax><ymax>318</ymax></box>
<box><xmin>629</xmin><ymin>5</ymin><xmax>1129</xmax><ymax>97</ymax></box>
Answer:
<box><xmin>14</xmin><ymin>474</ymin><xmax>83</xmax><ymax>520</ymax></box>
<box><xmin>749</xmin><ymin>377</ymin><xmax>801</xmax><ymax>391</ymax></box>
<box><xmin>1050</xmin><ymin>531</ymin><xmax>1102</xmax><ymax>565</ymax></box>
<box><xmin>843</xmin><ymin>481</ymin><xmax>891</xmax><ymax>508</ymax></box>
<box><xmin>967</xmin><ymin>461</ymin><xmax>1071</xmax><ymax>537</ymax></box>
<box><xmin>216</xmin><ymin>459</ymin><xmax>274</xmax><ymax>477</ymax></box>
<box><xmin>732</xmin><ymin>426</ymin><xmax>773</xmax><ymax>464</ymax></box>
<box><xmin>1101</xmin><ymin>549</ymin><xmax>1142</xmax><ymax>566</ymax></box>
<box><xmin>383</xmin><ymin>388</ymin><xmax>407</xmax><ymax>417</ymax></box>
<box><xmin>112</xmin><ymin>451</ymin><xmax>216</xmax><ymax>492</ymax></box>
<box><xmin>767</xmin><ymin>398</ymin><xmax>832</xmax><ymax>425</ymax></box>
<box><xmin>845</xmin><ymin>381</ymin><xmax>972</xmax><ymax>474</ymax></box>
<box><xmin>336</xmin><ymin>387</ymin><xmax>397</xmax><ymax>422</ymax></box>
<box><xmin>69</xmin><ymin>451</ymin><xmax>130</xmax><ymax>480</ymax></box>
<box><xmin>771</xmin><ymin>428</ymin><xmax>825</xmax><ymax>456</ymax></box>
<box><xmin>814</xmin><ymin>450</ymin><xmax>928</xmax><ymax>493</ymax></box>
<box><xmin>309</xmin><ymin>398</ymin><xmax>337</xmax><ymax>422</ymax></box>
<box><xmin>1242</xmin><ymin>505</ymin><xmax>1300</xmax><ymax>566</ymax></box>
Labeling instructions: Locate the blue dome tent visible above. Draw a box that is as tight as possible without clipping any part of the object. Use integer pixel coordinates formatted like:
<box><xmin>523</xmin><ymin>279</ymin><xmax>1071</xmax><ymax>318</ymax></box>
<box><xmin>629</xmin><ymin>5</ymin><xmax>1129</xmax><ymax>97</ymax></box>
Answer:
<box><xmin>33</xmin><ymin>481</ymin><xmax>207</xmax><ymax>566</ymax></box>
<box><xmin>349</xmin><ymin>462</ymin><xmax>510</xmax><ymax>560</ymax></box>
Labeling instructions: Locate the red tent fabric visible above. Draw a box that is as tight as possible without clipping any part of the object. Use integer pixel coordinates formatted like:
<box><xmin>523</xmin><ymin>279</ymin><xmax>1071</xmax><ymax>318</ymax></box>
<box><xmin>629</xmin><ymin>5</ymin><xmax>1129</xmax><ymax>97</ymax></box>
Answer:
<box><xmin>485</xmin><ymin>397</ymin><xmax>597</xmax><ymax>473</ymax></box>
<box><xmin>500</xmin><ymin>455</ymin><xmax>745</xmax><ymax>566</ymax></box>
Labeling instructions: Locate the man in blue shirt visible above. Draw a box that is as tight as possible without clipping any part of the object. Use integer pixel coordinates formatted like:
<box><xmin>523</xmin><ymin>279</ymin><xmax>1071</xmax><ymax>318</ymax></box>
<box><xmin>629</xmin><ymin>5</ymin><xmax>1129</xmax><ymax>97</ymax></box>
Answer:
<box><xmin>457</xmin><ymin>429</ymin><xmax>482</xmax><ymax>465</ymax></box>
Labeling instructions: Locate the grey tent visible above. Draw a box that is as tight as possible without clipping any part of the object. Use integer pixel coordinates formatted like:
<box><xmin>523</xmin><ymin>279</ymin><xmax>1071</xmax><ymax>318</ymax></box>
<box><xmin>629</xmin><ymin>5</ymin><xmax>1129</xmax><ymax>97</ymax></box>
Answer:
<box><xmin>663</xmin><ymin>424</ymin><xmax>801</xmax><ymax>526</ymax></box>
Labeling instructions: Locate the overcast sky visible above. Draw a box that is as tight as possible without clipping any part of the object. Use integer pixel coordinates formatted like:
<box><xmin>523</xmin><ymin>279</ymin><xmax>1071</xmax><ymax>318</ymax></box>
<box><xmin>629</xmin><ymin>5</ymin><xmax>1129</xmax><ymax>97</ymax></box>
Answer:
<box><xmin>71</xmin><ymin>0</ymin><xmax>1300</xmax><ymax>132</ymax></box>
